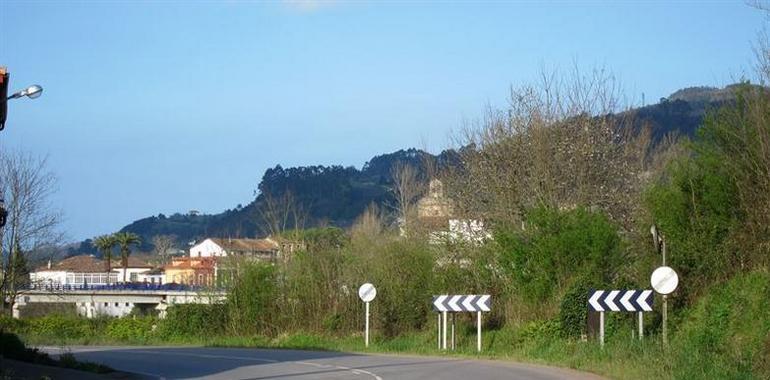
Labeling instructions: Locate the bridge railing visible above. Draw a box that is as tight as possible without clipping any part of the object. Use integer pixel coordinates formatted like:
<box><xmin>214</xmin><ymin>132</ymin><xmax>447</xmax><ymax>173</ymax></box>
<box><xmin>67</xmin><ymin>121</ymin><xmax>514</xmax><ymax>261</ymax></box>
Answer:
<box><xmin>24</xmin><ymin>283</ymin><xmax>219</xmax><ymax>292</ymax></box>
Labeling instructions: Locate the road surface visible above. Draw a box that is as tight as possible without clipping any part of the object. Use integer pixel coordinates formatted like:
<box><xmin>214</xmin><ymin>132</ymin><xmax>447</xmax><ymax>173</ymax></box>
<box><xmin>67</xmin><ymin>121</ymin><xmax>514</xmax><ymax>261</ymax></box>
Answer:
<box><xmin>42</xmin><ymin>346</ymin><xmax>604</xmax><ymax>380</ymax></box>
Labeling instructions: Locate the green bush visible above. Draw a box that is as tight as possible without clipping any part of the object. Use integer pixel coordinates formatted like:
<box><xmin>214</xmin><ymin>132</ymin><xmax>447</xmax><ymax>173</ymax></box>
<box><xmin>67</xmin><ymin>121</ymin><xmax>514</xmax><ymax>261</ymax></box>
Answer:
<box><xmin>559</xmin><ymin>277</ymin><xmax>601</xmax><ymax>338</ymax></box>
<box><xmin>106</xmin><ymin>317</ymin><xmax>156</xmax><ymax>341</ymax></box>
<box><xmin>0</xmin><ymin>315</ymin><xmax>29</xmax><ymax>334</ymax></box>
<box><xmin>370</xmin><ymin>239</ymin><xmax>434</xmax><ymax>338</ymax></box>
<box><xmin>516</xmin><ymin>319</ymin><xmax>562</xmax><ymax>342</ymax></box>
<box><xmin>159</xmin><ymin>304</ymin><xmax>226</xmax><ymax>339</ymax></box>
<box><xmin>226</xmin><ymin>262</ymin><xmax>278</xmax><ymax>335</ymax></box>
<box><xmin>497</xmin><ymin>207</ymin><xmax>624</xmax><ymax>309</ymax></box>
<box><xmin>27</xmin><ymin>314</ymin><xmax>91</xmax><ymax>340</ymax></box>
<box><xmin>0</xmin><ymin>331</ymin><xmax>28</xmax><ymax>360</ymax></box>
<box><xmin>671</xmin><ymin>270</ymin><xmax>770</xmax><ymax>379</ymax></box>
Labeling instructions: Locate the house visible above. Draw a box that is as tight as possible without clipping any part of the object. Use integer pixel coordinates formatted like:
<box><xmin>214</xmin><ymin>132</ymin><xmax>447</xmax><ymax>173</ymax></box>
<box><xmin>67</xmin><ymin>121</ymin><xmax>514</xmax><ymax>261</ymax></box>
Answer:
<box><xmin>189</xmin><ymin>238</ymin><xmax>281</xmax><ymax>261</ymax></box>
<box><xmin>136</xmin><ymin>267</ymin><xmax>165</xmax><ymax>285</ymax></box>
<box><xmin>164</xmin><ymin>257</ymin><xmax>215</xmax><ymax>286</ymax></box>
<box><xmin>111</xmin><ymin>257</ymin><xmax>154</xmax><ymax>282</ymax></box>
<box><xmin>29</xmin><ymin>255</ymin><xmax>153</xmax><ymax>287</ymax></box>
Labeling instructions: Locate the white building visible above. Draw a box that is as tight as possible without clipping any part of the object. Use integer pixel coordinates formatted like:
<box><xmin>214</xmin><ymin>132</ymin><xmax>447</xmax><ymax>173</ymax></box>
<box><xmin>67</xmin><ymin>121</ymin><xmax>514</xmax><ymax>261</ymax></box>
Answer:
<box><xmin>30</xmin><ymin>255</ymin><xmax>153</xmax><ymax>287</ymax></box>
<box><xmin>189</xmin><ymin>238</ymin><xmax>280</xmax><ymax>261</ymax></box>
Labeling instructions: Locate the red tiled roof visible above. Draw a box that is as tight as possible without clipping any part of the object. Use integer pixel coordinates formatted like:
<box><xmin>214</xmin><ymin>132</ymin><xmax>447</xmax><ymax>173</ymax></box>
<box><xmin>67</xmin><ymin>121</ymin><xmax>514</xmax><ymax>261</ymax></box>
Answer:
<box><xmin>35</xmin><ymin>255</ymin><xmax>153</xmax><ymax>273</ymax></box>
<box><xmin>210</xmin><ymin>238</ymin><xmax>279</xmax><ymax>252</ymax></box>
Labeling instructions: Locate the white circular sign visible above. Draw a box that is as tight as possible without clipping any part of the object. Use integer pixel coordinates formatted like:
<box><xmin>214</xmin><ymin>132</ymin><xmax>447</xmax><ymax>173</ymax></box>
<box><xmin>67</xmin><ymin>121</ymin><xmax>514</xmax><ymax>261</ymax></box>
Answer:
<box><xmin>650</xmin><ymin>266</ymin><xmax>679</xmax><ymax>295</ymax></box>
<box><xmin>358</xmin><ymin>283</ymin><xmax>377</xmax><ymax>303</ymax></box>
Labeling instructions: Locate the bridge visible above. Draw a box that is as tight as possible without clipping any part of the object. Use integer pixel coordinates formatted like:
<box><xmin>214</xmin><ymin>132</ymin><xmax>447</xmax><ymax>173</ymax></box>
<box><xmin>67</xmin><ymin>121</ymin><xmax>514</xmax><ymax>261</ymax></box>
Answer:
<box><xmin>13</xmin><ymin>284</ymin><xmax>227</xmax><ymax>319</ymax></box>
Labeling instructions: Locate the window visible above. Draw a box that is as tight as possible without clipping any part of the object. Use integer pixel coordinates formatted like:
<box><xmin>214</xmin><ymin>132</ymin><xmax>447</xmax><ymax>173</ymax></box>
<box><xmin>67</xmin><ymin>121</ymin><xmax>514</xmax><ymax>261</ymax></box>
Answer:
<box><xmin>104</xmin><ymin>302</ymin><xmax>108</xmax><ymax>307</ymax></box>
<box><xmin>114</xmin><ymin>302</ymin><xmax>119</xmax><ymax>307</ymax></box>
<box><xmin>125</xmin><ymin>303</ymin><xmax>129</xmax><ymax>307</ymax></box>
<box><xmin>130</xmin><ymin>272</ymin><xmax>138</xmax><ymax>282</ymax></box>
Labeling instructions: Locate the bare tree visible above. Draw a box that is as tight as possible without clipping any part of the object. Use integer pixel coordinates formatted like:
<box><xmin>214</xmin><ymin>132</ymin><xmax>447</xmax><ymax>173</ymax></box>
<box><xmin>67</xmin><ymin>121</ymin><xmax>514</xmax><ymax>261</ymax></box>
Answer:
<box><xmin>257</xmin><ymin>190</ymin><xmax>307</xmax><ymax>237</ymax></box>
<box><xmin>0</xmin><ymin>150</ymin><xmax>62</xmax><ymax>311</ymax></box>
<box><xmin>389</xmin><ymin>162</ymin><xmax>423</xmax><ymax>236</ymax></box>
<box><xmin>152</xmin><ymin>234</ymin><xmax>178</xmax><ymax>263</ymax></box>
<box><xmin>446</xmin><ymin>67</ymin><xmax>666</xmax><ymax>231</ymax></box>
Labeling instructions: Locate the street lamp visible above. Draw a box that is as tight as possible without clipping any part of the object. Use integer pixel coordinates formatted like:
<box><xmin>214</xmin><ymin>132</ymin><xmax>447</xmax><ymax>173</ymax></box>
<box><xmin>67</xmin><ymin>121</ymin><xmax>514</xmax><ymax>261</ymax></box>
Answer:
<box><xmin>6</xmin><ymin>84</ymin><xmax>43</xmax><ymax>100</ymax></box>
<box><xmin>1</xmin><ymin>67</ymin><xmax>44</xmax><ymax>131</ymax></box>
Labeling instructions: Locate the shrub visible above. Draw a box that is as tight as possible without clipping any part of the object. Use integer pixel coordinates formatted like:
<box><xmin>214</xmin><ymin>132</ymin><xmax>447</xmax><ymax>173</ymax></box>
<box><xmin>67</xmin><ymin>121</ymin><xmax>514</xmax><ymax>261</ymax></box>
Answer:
<box><xmin>226</xmin><ymin>262</ymin><xmax>278</xmax><ymax>335</ymax></box>
<box><xmin>497</xmin><ymin>207</ymin><xmax>624</xmax><ymax>311</ymax></box>
<box><xmin>106</xmin><ymin>317</ymin><xmax>156</xmax><ymax>341</ymax></box>
<box><xmin>0</xmin><ymin>331</ymin><xmax>27</xmax><ymax>360</ymax></box>
<box><xmin>27</xmin><ymin>315</ymin><xmax>91</xmax><ymax>340</ymax></box>
<box><xmin>158</xmin><ymin>304</ymin><xmax>226</xmax><ymax>339</ymax></box>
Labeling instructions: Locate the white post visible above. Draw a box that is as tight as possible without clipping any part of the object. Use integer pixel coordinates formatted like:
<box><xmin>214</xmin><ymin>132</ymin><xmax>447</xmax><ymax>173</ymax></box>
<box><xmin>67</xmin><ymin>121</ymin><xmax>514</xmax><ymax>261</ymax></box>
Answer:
<box><xmin>365</xmin><ymin>301</ymin><xmax>370</xmax><ymax>347</ymax></box>
<box><xmin>638</xmin><ymin>312</ymin><xmax>643</xmax><ymax>341</ymax></box>
<box><xmin>451</xmin><ymin>313</ymin><xmax>455</xmax><ymax>351</ymax></box>
<box><xmin>477</xmin><ymin>311</ymin><xmax>482</xmax><ymax>352</ymax></box>
<box><xmin>663</xmin><ymin>295</ymin><xmax>668</xmax><ymax>347</ymax></box>
<box><xmin>437</xmin><ymin>313</ymin><xmax>441</xmax><ymax>349</ymax></box>
<box><xmin>599</xmin><ymin>311</ymin><xmax>605</xmax><ymax>348</ymax></box>
<box><xmin>442</xmin><ymin>311</ymin><xmax>447</xmax><ymax>350</ymax></box>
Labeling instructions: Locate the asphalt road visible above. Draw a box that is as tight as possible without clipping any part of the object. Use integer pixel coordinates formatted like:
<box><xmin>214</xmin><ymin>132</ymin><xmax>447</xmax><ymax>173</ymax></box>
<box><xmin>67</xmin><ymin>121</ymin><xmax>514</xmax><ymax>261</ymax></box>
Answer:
<box><xmin>41</xmin><ymin>346</ymin><xmax>604</xmax><ymax>380</ymax></box>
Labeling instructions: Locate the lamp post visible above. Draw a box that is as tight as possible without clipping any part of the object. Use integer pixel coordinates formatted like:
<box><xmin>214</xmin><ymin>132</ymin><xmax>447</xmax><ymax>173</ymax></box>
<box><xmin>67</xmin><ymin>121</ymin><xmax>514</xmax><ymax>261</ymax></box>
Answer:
<box><xmin>1</xmin><ymin>67</ymin><xmax>44</xmax><ymax>131</ymax></box>
<box><xmin>0</xmin><ymin>68</ymin><xmax>44</xmax><ymax>230</ymax></box>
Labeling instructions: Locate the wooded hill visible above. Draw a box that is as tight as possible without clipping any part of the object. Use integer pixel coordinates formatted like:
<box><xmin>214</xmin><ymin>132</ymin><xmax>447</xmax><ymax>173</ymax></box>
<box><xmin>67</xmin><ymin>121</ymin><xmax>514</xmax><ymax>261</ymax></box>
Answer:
<box><xmin>68</xmin><ymin>84</ymin><xmax>742</xmax><ymax>256</ymax></box>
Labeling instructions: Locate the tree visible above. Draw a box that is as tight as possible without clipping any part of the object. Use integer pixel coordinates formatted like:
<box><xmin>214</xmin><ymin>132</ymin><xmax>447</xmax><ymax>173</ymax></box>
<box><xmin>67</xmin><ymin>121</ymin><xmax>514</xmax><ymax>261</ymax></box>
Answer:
<box><xmin>0</xmin><ymin>150</ymin><xmax>61</xmax><ymax>311</ymax></box>
<box><xmin>113</xmin><ymin>232</ymin><xmax>141</xmax><ymax>283</ymax></box>
<box><xmin>256</xmin><ymin>190</ymin><xmax>307</xmax><ymax>237</ymax></box>
<box><xmin>389</xmin><ymin>162</ymin><xmax>423</xmax><ymax>235</ymax></box>
<box><xmin>447</xmin><ymin>67</ymin><xmax>665</xmax><ymax>231</ymax></box>
<box><xmin>151</xmin><ymin>234</ymin><xmax>177</xmax><ymax>263</ymax></box>
<box><xmin>92</xmin><ymin>234</ymin><xmax>117</xmax><ymax>284</ymax></box>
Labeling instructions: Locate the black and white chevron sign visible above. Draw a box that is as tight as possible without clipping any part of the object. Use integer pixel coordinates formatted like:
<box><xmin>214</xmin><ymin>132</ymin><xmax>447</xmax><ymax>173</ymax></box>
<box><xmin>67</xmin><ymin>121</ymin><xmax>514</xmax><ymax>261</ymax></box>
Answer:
<box><xmin>588</xmin><ymin>290</ymin><xmax>653</xmax><ymax>312</ymax></box>
<box><xmin>432</xmin><ymin>295</ymin><xmax>491</xmax><ymax>312</ymax></box>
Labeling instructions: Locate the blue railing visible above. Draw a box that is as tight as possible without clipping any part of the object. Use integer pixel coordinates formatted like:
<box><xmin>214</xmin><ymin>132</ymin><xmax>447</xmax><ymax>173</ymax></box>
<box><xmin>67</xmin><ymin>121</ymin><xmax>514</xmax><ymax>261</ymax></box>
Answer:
<box><xmin>25</xmin><ymin>283</ymin><xmax>216</xmax><ymax>292</ymax></box>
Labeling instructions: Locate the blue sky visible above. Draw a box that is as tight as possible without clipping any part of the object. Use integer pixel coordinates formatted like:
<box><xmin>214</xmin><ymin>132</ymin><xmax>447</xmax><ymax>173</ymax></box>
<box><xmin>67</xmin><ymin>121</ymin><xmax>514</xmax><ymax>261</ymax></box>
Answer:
<box><xmin>0</xmin><ymin>1</ymin><xmax>766</xmax><ymax>242</ymax></box>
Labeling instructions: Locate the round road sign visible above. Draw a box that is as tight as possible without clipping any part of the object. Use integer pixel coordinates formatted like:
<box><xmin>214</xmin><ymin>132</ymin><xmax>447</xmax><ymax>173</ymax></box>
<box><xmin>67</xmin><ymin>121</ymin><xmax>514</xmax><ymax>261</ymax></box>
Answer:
<box><xmin>358</xmin><ymin>283</ymin><xmax>377</xmax><ymax>303</ymax></box>
<box><xmin>650</xmin><ymin>266</ymin><xmax>679</xmax><ymax>295</ymax></box>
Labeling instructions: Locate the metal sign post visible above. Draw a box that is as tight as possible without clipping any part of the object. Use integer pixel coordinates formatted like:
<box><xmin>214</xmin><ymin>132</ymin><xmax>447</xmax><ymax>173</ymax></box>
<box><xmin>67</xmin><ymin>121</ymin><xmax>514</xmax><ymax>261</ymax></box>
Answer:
<box><xmin>358</xmin><ymin>283</ymin><xmax>377</xmax><ymax>348</ymax></box>
<box><xmin>433</xmin><ymin>294</ymin><xmax>491</xmax><ymax>353</ymax></box>
<box><xmin>589</xmin><ymin>289</ymin><xmax>654</xmax><ymax>347</ymax></box>
<box><xmin>651</xmin><ymin>266</ymin><xmax>678</xmax><ymax>347</ymax></box>
<box><xmin>442</xmin><ymin>311</ymin><xmax>447</xmax><ymax>350</ymax></box>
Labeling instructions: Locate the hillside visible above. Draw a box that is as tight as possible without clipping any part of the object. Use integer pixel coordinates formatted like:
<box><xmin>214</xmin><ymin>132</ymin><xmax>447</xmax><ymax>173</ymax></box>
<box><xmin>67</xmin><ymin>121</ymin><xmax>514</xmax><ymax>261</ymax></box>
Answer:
<box><xmin>67</xmin><ymin>84</ymin><xmax>746</xmax><ymax>256</ymax></box>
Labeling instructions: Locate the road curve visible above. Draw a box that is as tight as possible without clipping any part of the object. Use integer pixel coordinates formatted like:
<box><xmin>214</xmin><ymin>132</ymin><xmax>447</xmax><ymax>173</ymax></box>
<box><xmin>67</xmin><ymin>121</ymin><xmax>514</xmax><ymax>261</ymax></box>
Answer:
<box><xmin>41</xmin><ymin>346</ymin><xmax>605</xmax><ymax>380</ymax></box>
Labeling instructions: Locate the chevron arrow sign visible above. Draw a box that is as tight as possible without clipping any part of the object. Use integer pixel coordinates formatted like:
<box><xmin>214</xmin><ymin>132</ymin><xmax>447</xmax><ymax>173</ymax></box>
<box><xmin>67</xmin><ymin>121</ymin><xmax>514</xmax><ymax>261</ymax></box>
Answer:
<box><xmin>433</xmin><ymin>295</ymin><xmax>491</xmax><ymax>312</ymax></box>
<box><xmin>588</xmin><ymin>290</ymin><xmax>653</xmax><ymax>312</ymax></box>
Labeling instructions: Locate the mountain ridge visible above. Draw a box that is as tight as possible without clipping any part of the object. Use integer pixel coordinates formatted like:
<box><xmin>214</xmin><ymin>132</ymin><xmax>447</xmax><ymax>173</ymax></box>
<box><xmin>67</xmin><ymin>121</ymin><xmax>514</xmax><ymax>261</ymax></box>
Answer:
<box><xmin>65</xmin><ymin>84</ymin><xmax>751</xmax><ymax>257</ymax></box>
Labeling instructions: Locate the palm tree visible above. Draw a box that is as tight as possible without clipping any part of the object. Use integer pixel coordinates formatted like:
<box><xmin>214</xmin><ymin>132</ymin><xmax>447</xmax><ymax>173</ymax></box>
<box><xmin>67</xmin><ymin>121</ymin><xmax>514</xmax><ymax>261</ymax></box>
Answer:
<box><xmin>92</xmin><ymin>234</ymin><xmax>117</xmax><ymax>284</ymax></box>
<box><xmin>113</xmin><ymin>232</ymin><xmax>141</xmax><ymax>283</ymax></box>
